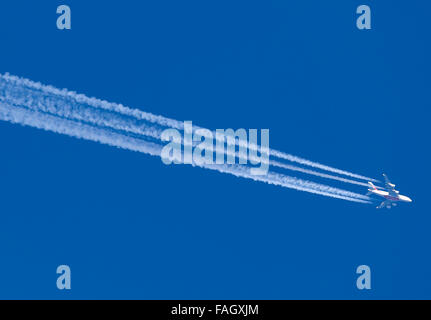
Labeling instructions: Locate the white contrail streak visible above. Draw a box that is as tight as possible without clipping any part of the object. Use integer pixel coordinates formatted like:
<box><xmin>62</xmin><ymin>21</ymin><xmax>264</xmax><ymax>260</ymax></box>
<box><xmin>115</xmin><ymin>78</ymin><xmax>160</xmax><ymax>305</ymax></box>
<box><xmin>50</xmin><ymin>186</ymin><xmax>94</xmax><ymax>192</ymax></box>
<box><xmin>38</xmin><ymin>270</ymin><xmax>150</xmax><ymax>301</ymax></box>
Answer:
<box><xmin>270</xmin><ymin>161</ymin><xmax>372</xmax><ymax>188</ymax></box>
<box><xmin>0</xmin><ymin>88</ymin><xmax>373</xmax><ymax>189</ymax></box>
<box><xmin>0</xmin><ymin>73</ymin><xmax>378</xmax><ymax>183</ymax></box>
<box><xmin>0</xmin><ymin>101</ymin><xmax>370</xmax><ymax>204</ymax></box>
<box><xmin>0</xmin><ymin>73</ymin><xmax>373</xmax><ymax>202</ymax></box>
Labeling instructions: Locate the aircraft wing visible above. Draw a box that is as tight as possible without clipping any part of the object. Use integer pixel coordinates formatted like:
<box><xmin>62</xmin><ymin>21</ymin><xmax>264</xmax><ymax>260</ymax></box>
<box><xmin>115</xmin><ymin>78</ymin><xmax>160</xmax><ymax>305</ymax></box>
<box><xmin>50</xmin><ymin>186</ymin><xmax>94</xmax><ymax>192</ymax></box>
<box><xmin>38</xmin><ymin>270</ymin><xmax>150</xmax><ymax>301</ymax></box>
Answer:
<box><xmin>377</xmin><ymin>200</ymin><xmax>391</xmax><ymax>209</ymax></box>
<box><xmin>383</xmin><ymin>174</ymin><xmax>398</xmax><ymax>195</ymax></box>
<box><xmin>383</xmin><ymin>173</ymin><xmax>393</xmax><ymax>186</ymax></box>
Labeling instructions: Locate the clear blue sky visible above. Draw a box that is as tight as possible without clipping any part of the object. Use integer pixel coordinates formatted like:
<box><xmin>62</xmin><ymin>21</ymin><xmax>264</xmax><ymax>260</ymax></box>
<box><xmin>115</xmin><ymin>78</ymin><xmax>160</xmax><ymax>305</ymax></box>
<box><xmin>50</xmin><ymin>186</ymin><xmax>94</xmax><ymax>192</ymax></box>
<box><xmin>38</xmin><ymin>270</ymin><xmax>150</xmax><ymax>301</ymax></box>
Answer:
<box><xmin>0</xmin><ymin>0</ymin><xmax>429</xmax><ymax>299</ymax></box>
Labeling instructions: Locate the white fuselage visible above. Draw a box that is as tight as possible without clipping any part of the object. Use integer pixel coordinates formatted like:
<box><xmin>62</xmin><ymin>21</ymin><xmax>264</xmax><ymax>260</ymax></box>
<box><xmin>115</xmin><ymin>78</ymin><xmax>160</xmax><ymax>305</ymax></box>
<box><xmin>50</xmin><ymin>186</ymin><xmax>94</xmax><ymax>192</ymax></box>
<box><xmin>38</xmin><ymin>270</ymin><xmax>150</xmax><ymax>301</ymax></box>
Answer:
<box><xmin>368</xmin><ymin>189</ymin><xmax>412</xmax><ymax>203</ymax></box>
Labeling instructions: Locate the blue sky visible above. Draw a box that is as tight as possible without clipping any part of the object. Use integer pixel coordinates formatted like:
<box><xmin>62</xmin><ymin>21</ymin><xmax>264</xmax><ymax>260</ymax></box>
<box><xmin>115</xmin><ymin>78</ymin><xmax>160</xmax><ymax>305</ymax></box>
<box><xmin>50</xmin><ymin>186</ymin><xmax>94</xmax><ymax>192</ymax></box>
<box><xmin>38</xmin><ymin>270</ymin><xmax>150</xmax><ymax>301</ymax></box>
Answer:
<box><xmin>0</xmin><ymin>1</ymin><xmax>430</xmax><ymax>299</ymax></box>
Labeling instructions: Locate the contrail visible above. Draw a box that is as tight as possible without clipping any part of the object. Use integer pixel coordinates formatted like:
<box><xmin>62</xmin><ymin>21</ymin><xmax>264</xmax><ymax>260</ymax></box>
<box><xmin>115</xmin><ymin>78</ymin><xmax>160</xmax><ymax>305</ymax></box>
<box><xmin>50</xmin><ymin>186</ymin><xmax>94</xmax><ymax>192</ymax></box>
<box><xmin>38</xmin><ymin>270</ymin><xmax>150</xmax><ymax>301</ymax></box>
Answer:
<box><xmin>0</xmin><ymin>101</ymin><xmax>370</xmax><ymax>203</ymax></box>
<box><xmin>0</xmin><ymin>73</ymin><xmax>373</xmax><ymax>202</ymax></box>
<box><xmin>270</xmin><ymin>161</ymin><xmax>373</xmax><ymax>188</ymax></box>
<box><xmin>0</xmin><ymin>84</ymin><xmax>374</xmax><ymax>190</ymax></box>
<box><xmin>0</xmin><ymin>73</ymin><xmax>378</xmax><ymax>183</ymax></box>
<box><xmin>269</xmin><ymin>150</ymin><xmax>378</xmax><ymax>182</ymax></box>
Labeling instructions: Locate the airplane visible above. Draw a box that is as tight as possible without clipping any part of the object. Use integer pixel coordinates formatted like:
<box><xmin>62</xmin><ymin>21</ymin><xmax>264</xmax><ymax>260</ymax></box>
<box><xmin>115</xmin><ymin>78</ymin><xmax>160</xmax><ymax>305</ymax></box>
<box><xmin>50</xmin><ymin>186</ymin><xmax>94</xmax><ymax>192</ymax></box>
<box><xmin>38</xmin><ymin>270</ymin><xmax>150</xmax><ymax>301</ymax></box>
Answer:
<box><xmin>367</xmin><ymin>174</ymin><xmax>412</xmax><ymax>209</ymax></box>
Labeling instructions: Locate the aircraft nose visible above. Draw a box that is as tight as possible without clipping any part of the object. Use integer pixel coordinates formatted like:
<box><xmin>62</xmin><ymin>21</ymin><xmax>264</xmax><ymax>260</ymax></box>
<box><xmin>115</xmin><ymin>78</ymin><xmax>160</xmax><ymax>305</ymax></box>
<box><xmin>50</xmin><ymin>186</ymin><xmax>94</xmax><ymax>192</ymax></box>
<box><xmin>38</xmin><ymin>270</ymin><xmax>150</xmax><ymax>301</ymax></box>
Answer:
<box><xmin>406</xmin><ymin>197</ymin><xmax>412</xmax><ymax>202</ymax></box>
